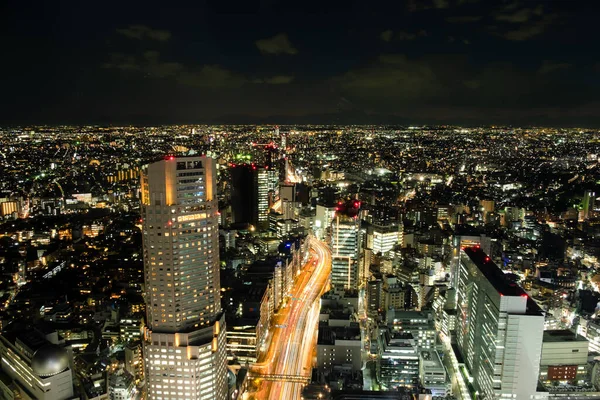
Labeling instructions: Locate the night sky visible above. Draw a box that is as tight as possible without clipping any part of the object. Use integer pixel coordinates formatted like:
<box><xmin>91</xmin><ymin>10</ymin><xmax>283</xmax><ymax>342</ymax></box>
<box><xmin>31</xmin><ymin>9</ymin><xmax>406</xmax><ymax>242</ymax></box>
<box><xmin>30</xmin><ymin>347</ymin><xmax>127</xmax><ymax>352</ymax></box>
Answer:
<box><xmin>1</xmin><ymin>0</ymin><xmax>599</xmax><ymax>126</ymax></box>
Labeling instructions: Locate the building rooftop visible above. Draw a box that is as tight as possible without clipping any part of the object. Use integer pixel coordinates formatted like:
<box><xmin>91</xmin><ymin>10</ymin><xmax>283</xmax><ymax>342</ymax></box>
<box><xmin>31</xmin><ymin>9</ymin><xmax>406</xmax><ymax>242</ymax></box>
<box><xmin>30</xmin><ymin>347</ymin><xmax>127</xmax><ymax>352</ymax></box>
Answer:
<box><xmin>543</xmin><ymin>329</ymin><xmax>588</xmax><ymax>343</ymax></box>
<box><xmin>317</xmin><ymin>324</ymin><xmax>361</xmax><ymax>345</ymax></box>
<box><xmin>463</xmin><ymin>246</ymin><xmax>543</xmax><ymax>316</ymax></box>
<box><xmin>420</xmin><ymin>350</ymin><xmax>443</xmax><ymax>370</ymax></box>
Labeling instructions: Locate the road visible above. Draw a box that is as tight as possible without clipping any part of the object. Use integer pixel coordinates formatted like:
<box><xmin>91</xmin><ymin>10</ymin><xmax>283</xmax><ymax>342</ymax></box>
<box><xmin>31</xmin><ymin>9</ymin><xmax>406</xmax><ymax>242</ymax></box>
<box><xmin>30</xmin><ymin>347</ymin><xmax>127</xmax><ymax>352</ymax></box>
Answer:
<box><xmin>246</xmin><ymin>236</ymin><xmax>332</xmax><ymax>400</ymax></box>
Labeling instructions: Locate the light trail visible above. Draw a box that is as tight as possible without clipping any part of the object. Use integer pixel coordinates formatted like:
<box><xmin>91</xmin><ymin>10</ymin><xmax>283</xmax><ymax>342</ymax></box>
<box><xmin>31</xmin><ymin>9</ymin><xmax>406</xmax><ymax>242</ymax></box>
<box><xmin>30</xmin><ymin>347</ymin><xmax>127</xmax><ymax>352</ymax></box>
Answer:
<box><xmin>247</xmin><ymin>237</ymin><xmax>331</xmax><ymax>400</ymax></box>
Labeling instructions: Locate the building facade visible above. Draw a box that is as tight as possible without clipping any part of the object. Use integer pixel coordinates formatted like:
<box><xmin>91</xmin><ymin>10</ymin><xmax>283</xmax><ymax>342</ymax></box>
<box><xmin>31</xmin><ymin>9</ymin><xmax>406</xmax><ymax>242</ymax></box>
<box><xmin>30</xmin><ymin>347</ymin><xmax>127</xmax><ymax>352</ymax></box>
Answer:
<box><xmin>141</xmin><ymin>156</ymin><xmax>227</xmax><ymax>400</ymax></box>
<box><xmin>456</xmin><ymin>247</ymin><xmax>544</xmax><ymax>399</ymax></box>
<box><xmin>331</xmin><ymin>213</ymin><xmax>360</xmax><ymax>290</ymax></box>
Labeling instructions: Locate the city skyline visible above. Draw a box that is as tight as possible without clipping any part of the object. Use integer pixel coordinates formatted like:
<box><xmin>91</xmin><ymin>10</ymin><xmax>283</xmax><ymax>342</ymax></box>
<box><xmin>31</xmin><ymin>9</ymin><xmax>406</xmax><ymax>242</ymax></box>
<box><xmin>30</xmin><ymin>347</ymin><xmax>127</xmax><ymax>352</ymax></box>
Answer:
<box><xmin>1</xmin><ymin>124</ymin><xmax>600</xmax><ymax>399</ymax></box>
<box><xmin>2</xmin><ymin>1</ymin><xmax>600</xmax><ymax>126</ymax></box>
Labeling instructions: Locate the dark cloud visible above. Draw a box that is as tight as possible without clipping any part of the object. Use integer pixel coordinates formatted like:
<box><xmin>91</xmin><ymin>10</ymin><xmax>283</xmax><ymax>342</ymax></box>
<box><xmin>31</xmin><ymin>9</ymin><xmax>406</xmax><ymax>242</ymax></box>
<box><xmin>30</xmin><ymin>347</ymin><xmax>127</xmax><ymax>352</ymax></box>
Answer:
<box><xmin>501</xmin><ymin>14</ymin><xmax>557</xmax><ymax>41</ymax></box>
<box><xmin>332</xmin><ymin>52</ymin><xmax>597</xmax><ymax>120</ymax></box>
<box><xmin>252</xmin><ymin>75</ymin><xmax>295</xmax><ymax>84</ymax></box>
<box><xmin>104</xmin><ymin>52</ymin><xmax>245</xmax><ymax>88</ymax></box>
<box><xmin>255</xmin><ymin>33</ymin><xmax>298</xmax><ymax>55</ymax></box>
<box><xmin>408</xmin><ymin>0</ymin><xmax>450</xmax><ymax>12</ymax></box>
<box><xmin>116</xmin><ymin>25</ymin><xmax>171</xmax><ymax>42</ymax></box>
<box><xmin>335</xmin><ymin>54</ymin><xmax>441</xmax><ymax>106</ymax></box>
<box><xmin>495</xmin><ymin>5</ymin><xmax>544</xmax><ymax>23</ymax></box>
<box><xmin>380</xmin><ymin>30</ymin><xmax>393</xmax><ymax>42</ymax></box>
<box><xmin>0</xmin><ymin>0</ymin><xmax>596</xmax><ymax>125</ymax></box>
<box><xmin>381</xmin><ymin>30</ymin><xmax>427</xmax><ymax>41</ymax></box>
<box><xmin>538</xmin><ymin>61</ymin><xmax>572</xmax><ymax>74</ymax></box>
<box><xmin>446</xmin><ymin>15</ymin><xmax>483</xmax><ymax>23</ymax></box>
<box><xmin>433</xmin><ymin>0</ymin><xmax>450</xmax><ymax>9</ymax></box>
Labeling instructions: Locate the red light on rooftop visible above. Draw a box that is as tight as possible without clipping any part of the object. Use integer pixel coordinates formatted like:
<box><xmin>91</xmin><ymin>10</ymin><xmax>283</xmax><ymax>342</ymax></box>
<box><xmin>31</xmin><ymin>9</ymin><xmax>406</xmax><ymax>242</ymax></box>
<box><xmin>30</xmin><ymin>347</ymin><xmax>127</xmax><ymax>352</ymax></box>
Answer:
<box><xmin>475</xmin><ymin>244</ymin><xmax>480</xmax><ymax>249</ymax></box>
<box><xmin>485</xmin><ymin>256</ymin><xmax>490</xmax><ymax>262</ymax></box>
<box><xmin>521</xmin><ymin>294</ymin><xmax>528</xmax><ymax>298</ymax></box>
<box><xmin>165</xmin><ymin>156</ymin><xmax>175</xmax><ymax>160</ymax></box>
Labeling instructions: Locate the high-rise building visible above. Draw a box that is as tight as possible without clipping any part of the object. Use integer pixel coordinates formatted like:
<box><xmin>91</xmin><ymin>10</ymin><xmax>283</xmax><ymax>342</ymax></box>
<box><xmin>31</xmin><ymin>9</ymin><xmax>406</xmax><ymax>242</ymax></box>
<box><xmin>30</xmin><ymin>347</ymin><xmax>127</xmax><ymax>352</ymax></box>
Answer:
<box><xmin>141</xmin><ymin>156</ymin><xmax>227</xmax><ymax>400</ymax></box>
<box><xmin>330</xmin><ymin>202</ymin><xmax>361</xmax><ymax>291</ymax></box>
<box><xmin>456</xmin><ymin>246</ymin><xmax>544</xmax><ymax>399</ymax></box>
<box><xmin>230</xmin><ymin>164</ymin><xmax>277</xmax><ymax>228</ymax></box>
<box><xmin>230</xmin><ymin>164</ymin><xmax>257</xmax><ymax>225</ymax></box>
<box><xmin>257</xmin><ymin>167</ymin><xmax>278</xmax><ymax>227</ymax></box>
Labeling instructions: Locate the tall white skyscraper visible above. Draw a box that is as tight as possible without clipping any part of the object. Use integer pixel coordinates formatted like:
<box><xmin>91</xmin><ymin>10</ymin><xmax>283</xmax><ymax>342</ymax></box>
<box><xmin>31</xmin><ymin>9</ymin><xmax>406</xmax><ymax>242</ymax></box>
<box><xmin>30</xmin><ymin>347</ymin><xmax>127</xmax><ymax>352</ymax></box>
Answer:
<box><xmin>141</xmin><ymin>156</ymin><xmax>227</xmax><ymax>400</ymax></box>
<box><xmin>331</xmin><ymin>210</ymin><xmax>360</xmax><ymax>290</ymax></box>
<box><xmin>456</xmin><ymin>246</ymin><xmax>544</xmax><ymax>399</ymax></box>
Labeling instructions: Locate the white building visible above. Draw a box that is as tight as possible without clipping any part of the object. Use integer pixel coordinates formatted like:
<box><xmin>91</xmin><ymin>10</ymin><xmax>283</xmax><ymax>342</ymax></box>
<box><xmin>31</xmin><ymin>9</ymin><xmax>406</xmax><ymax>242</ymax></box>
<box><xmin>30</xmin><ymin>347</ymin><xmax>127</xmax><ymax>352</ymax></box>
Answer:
<box><xmin>419</xmin><ymin>350</ymin><xmax>449</xmax><ymax>397</ymax></box>
<box><xmin>108</xmin><ymin>369</ymin><xmax>136</xmax><ymax>400</ymax></box>
<box><xmin>141</xmin><ymin>156</ymin><xmax>227</xmax><ymax>400</ymax></box>
<box><xmin>315</xmin><ymin>204</ymin><xmax>336</xmax><ymax>239</ymax></box>
<box><xmin>456</xmin><ymin>247</ymin><xmax>544</xmax><ymax>400</ymax></box>
<box><xmin>0</xmin><ymin>329</ymin><xmax>74</xmax><ymax>400</ymax></box>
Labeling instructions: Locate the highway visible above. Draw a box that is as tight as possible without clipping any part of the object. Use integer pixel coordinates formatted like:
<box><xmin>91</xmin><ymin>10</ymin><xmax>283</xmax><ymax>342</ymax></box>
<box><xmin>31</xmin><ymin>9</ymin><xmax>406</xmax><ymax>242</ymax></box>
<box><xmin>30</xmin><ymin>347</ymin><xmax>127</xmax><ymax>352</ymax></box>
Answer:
<box><xmin>246</xmin><ymin>236</ymin><xmax>332</xmax><ymax>400</ymax></box>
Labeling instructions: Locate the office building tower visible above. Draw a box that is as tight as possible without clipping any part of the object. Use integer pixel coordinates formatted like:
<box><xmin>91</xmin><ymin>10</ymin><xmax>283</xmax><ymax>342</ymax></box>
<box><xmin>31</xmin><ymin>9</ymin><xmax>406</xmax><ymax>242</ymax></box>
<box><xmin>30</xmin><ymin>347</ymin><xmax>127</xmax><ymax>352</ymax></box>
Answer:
<box><xmin>230</xmin><ymin>164</ymin><xmax>257</xmax><ymax>225</ymax></box>
<box><xmin>456</xmin><ymin>247</ymin><xmax>544</xmax><ymax>400</ymax></box>
<box><xmin>141</xmin><ymin>156</ymin><xmax>227</xmax><ymax>400</ymax></box>
<box><xmin>257</xmin><ymin>167</ymin><xmax>278</xmax><ymax>227</ymax></box>
<box><xmin>230</xmin><ymin>164</ymin><xmax>277</xmax><ymax>228</ymax></box>
<box><xmin>330</xmin><ymin>202</ymin><xmax>361</xmax><ymax>291</ymax></box>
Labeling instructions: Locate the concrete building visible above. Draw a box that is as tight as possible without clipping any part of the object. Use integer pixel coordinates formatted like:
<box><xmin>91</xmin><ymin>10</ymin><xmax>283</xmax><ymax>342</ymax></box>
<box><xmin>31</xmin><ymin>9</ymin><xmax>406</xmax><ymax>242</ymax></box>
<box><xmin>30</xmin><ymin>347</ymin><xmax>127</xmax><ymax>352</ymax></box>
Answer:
<box><xmin>385</xmin><ymin>310</ymin><xmax>437</xmax><ymax>351</ymax></box>
<box><xmin>315</xmin><ymin>204</ymin><xmax>336</xmax><ymax>239</ymax></box>
<box><xmin>456</xmin><ymin>247</ymin><xmax>545</xmax><ymax>400</ymax></box>
<box><xmin>377</xmin><ymin>331</ymin><xmax>419</xmax><ymax>390</ymax></box>
<box><xmin>367</xmin><ymin>277</ymin><xmax>384</xmax><ymax>318</ymax></box>
<box><xmin>539</xmin><ymin>330</ymin><xmax>589</xmax><ymax>384</ymax></box>
<box><xmin>316</xmin><ymin>323</ymin><xmax>362</xmax><ymax>372</ymax></box>
<box><xmin>365</xmin><ymin>222</ymin><xmax>401</xmax><ymax>256</ymax></box>
<box><xmin>141</xmin><ymin>156</ymin><xmax>227</xmax><ymax>400</ymax></box>
<box><xmin>0</xmin><ymin>328</ymin><xmax>74</xmax><ymax>400</ymax></box>
<box><xmin>419</xmin><ymin>350</ymin><xmax>449</xmax><ymax>397</ymax></box>
<box><xmin>108</xmin><ymin>369</ymin><xmax>136</xmax><ymax>400</ymax></box>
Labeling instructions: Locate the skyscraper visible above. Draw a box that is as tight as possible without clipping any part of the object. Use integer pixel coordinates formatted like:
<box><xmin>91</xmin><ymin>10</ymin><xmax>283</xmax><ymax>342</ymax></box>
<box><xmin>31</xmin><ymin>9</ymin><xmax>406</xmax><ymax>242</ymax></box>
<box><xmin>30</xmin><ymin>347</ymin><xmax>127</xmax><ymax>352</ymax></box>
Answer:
<box><xmin>330</xmin><ymin>201</ymin><xmax>361</xmax><ymax>290</ymax></box>
<box><xmin>141</xmin><ymin>156</ymin><xmax>227</xmax><ymax>400</ymax></box>
<box><xmin>257</xmin><ymin>166</ymin><xmax>278</xmax><ymax>227</ymax></box>
<box><xmin>456</xmin><ymin>246</ymin><xmax>544</xmax><ymax>399</ymax></box>
<box><xmin>230</xmin><ymin>164</ymin><xmax>277</xmax><ymax>228</ymax></box>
